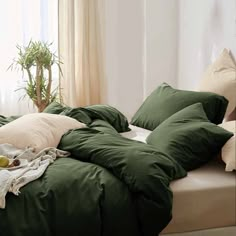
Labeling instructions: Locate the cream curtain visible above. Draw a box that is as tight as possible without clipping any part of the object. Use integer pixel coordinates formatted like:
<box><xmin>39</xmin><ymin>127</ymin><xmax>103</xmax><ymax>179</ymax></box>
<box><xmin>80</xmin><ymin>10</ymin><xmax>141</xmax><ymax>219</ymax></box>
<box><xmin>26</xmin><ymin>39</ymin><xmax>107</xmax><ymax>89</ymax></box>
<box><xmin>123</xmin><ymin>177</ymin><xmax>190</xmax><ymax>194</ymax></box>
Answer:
<box><xmin>58</xmin><ymin>0</ymin><xmax>105</xmax><ymax>107</ymax></box>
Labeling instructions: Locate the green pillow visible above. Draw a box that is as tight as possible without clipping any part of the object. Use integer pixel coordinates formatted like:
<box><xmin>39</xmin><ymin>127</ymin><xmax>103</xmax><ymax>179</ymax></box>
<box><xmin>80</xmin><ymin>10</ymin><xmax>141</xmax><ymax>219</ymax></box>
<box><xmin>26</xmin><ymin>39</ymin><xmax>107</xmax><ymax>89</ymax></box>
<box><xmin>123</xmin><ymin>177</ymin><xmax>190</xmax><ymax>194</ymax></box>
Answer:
<box><xmin>146</xmin><ymin>103</ymin><xmax>233</xmax><ymax>171</ymax></box>
<box><xmin>43</xmin><ymin>102</ymin><xmax>130</xmax><ymax>132</ymax></box>
<box><xmin>0</xmin><ymin>115</ymin><xmax>19</xmax><ymax>127</ymax></box>
<box><xmin>78</xmin><ymin>105</ymin><xmax>130</xmax><ymax>132</ymax></box>
<box><xmin>131</xmin><ymin>83</ymin><xmax>228</xmax><ymax>130</ymax></box>
<box><xmin>43</xmin><ymin>102</ymin><xmax>66</xmax><ymax>114</ymax></box>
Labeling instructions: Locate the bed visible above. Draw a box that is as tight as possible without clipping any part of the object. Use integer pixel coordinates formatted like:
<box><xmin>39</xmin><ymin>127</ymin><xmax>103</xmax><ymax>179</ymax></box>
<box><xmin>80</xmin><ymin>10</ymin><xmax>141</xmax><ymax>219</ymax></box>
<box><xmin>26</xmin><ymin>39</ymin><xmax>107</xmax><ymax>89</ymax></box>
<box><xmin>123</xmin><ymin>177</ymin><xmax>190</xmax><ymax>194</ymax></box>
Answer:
<box><xmin>123</xmin><ymin>130</ymin><xmax>236</xmax><ymax>234</ymax></box>
<box><xmin>0</xmin><ymin>106</ymin><xmax>188</xmax><ymax>236</ymax></box>
<box><xmin>121</xmin><ymin>125</ymin><xmax>236</xmax><ymax>236</ymax></box>
<box><xmin>0</xmin><ymin>81</ymin><xmax>235</xmax><ymax>236</ymax></box>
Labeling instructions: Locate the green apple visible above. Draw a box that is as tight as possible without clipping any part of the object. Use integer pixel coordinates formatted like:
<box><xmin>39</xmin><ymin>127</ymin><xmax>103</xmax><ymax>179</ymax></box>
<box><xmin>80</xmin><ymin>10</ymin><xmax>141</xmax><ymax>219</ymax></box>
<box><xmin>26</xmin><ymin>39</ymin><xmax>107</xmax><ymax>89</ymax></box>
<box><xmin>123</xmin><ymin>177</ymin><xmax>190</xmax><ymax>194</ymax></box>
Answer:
<box><xmin>0</xmin><ymin>155</ymin><xmax>9</xmax><ymax>168</ymax></box>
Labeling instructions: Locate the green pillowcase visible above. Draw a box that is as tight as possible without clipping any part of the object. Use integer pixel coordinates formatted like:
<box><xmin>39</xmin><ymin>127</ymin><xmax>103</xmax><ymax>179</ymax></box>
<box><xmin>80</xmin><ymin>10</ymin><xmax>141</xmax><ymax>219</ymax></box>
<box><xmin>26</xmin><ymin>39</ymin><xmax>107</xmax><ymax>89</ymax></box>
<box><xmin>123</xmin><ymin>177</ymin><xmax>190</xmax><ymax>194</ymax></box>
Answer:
<box><xmin>43</xmin><ymin>102</ymin><xmax>66</xmax><ymax>114</ymax></box>
<box><xmin>43</xmin><ymin>102</ymin><xmax>130</xmax><ymax>132</ymax></box>
<box><xmin>72</xmin><ymin>105</ymin><xmax>130</xmax><ymax>133</ymax></box>
<box><xmin>131</xmin><ymin>83</ymin><xmax>228</xmax><ymax>130</ymax></box>
<box><xmin>146</xmin><ymin>103</ymin><xmax>233</xmax><ymax>171</ymax></box>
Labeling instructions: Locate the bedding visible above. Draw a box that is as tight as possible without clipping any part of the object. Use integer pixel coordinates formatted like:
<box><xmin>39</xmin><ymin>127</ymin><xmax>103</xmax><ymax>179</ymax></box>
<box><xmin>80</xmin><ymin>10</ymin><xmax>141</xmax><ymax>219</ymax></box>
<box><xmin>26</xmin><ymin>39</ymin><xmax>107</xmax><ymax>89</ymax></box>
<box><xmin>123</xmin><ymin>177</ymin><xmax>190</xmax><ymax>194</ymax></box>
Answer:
<box><xmin>112</xmin><ymin>123</ymin><xmax>236</xmax><ymax>235</ymax></box>
<box><xmin>120</xmin><ymin>124</ymin><xmax>151</xmax><ymax>143</ymax></box>
<box><xmin>0</xmin><ymin>113</ymin><xmax>85</xmax><ymax>153</ymax></box>
<box><xmin>43</xmin><ymin>101</ymin><xmax>66</xmax><ymax>114</ymax></box>
<box><xmin>0</xmin><ymin>145</ymin><xmax>70</xmax><ymax>209</ymax></box>
<box><xmin>199</xmin><ymin>48</ymin><xmax>236</xmax><ymax>118</ymax></box>
<box><xmin>162</xmin><ymin>227</ymin><xmax>236</xmax><ymax>236</ymax></box>
<box><xmin>0</xmin><ymin>104</ymin><xmax>232</xmax><ymax>236</ymax></box>
<box><xmin>131</xmin><ymin>82</ymin><xmax>228</xmax><ymax>130</ymax></box>
<box><xmin>219</xmin><ymin>121</ymin><xmax>236</xmax><ymax>171</ymax></box>
<box><xmin>0</xmin><ymin>106</ymin><xmax>187</xmax><ymax>236</ymax></box>
<box><xmin>146</xmin><ymin>103</ymin><xmax>233</xmax><ymax>171</ymax></box>
<box><xmin>225</xmin><ymin>107</ymin><xmax>236</xmax><ymax>121</ymax></box>
<box><xmin>161</xmin><ymin>160</ymin><xmax>236</xmax><ymax>234</ymax></box>
<box><xmin>43</xmin><ymin>102</ymin><xmax>130</xmax><ymax>132</ymax></box>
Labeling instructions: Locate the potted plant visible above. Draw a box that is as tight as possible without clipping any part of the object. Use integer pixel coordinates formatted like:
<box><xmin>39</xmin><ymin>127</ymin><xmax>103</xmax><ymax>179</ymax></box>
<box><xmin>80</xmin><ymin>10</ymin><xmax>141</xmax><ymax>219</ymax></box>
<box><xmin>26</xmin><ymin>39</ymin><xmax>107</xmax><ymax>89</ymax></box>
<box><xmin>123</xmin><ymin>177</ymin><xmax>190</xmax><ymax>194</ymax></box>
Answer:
<box><xmin>9</xmin><ymin>41</ymin><xmax>62</xmax><ymax>112</ymax></box>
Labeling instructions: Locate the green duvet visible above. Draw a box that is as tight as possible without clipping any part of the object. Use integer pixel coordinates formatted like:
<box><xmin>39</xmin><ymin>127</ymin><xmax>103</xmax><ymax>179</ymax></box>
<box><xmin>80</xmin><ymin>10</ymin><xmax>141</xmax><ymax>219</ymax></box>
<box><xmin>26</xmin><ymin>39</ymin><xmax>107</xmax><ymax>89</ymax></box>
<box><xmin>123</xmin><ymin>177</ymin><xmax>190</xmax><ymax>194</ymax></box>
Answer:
<box><xmin>0</xmin><ymin>106</ymin><xmax>188</xmax><ymax>236</ymax></box>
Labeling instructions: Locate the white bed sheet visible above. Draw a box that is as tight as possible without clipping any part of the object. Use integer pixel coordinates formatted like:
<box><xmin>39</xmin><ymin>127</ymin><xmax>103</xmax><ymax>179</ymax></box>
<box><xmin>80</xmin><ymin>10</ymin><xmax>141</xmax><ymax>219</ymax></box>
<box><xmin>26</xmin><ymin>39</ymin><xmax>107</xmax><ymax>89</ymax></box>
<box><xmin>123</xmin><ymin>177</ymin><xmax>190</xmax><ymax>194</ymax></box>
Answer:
<box><xmin>120</xmin><ymin>124</ymin><xmax>151</xmax><ymax>143</ymax></box>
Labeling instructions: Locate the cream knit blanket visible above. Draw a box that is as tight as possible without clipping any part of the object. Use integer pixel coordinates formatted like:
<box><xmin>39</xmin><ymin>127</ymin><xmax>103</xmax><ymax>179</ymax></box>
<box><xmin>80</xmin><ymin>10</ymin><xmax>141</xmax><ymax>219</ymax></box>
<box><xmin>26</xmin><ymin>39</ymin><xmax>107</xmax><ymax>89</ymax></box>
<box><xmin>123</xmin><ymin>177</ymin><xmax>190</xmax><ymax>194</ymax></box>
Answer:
<box><xmin>0</xmin><ymin>144</ymin><xmax>70</xmax><ymax>209</ymax></box>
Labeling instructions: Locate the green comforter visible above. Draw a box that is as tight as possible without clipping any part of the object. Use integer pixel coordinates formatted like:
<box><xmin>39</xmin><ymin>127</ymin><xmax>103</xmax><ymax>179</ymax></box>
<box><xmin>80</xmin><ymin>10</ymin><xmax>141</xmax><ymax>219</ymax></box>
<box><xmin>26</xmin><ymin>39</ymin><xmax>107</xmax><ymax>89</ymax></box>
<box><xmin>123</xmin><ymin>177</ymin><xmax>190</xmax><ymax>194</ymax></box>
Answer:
<box><xmin>0</xmin><ymin>105</ymin><xmax>187</xmax><ymax>236</ymax></box>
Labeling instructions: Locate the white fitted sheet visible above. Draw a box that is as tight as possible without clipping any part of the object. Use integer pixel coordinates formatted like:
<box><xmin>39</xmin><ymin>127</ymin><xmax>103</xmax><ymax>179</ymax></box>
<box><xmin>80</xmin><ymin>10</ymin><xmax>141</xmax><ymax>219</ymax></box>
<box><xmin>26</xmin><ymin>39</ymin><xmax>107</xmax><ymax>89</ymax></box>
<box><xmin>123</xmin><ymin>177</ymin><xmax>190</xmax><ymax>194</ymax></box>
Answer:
<box><xmin>120</xmin><ymin>124</ymin><xmax>151</xmax><ymax>143</ymax></box>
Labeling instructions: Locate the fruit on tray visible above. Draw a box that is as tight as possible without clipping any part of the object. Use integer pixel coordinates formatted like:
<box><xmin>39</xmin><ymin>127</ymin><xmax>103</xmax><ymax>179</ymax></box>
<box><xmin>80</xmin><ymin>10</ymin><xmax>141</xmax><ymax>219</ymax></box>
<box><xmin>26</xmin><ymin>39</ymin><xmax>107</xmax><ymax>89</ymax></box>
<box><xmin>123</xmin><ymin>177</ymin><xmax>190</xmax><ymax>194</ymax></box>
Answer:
<box><xmin>7</xmin><ymin>159</ymin><xmax>21</xmax><ymax>168</ymax></box>
<box><xmin>13</xmin><ymin>159</ymin><xmax>21</xmax><ymax>166</ymax></box>
<box><xmin>0</xmin><ymin>155</ymin><xmax>10</xmax><ymax>167</ymax></box>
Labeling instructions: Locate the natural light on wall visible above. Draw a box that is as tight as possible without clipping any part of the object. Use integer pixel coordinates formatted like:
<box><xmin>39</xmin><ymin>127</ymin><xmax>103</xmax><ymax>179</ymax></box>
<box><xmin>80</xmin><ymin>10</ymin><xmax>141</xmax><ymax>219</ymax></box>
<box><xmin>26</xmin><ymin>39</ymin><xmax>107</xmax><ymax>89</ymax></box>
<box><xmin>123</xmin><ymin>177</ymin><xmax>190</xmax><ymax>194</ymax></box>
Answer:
<box><xmin>0</xmin><ymin>0</ymin><xmax>58</xmax><ymax>116</ymax></box>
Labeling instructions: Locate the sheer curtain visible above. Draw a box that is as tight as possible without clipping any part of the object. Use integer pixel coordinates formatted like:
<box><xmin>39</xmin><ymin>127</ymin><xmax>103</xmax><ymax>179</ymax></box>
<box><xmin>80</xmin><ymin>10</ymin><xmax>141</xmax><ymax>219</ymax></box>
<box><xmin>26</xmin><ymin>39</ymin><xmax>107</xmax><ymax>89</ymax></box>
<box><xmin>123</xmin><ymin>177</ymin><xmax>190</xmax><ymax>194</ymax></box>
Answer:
<box><xmin>58</xmin><ymin>0</ymin><xmax>106</xmax><ymax>107</ymax></box>
<box><xmin>0</xmin><ymin>0</ymin><xmax>58</xmax><ymax>116</ymax></box>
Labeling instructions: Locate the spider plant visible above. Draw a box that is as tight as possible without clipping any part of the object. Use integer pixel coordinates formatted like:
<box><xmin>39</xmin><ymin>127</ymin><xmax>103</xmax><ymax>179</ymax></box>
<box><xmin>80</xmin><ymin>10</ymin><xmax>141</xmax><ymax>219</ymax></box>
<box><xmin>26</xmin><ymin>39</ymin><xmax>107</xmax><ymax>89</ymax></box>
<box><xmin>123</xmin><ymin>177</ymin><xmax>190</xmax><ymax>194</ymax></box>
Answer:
<box><xmin>9</xmin><ymin>41</ymin><xmax>62</xmax><ymax>112</ymax></box>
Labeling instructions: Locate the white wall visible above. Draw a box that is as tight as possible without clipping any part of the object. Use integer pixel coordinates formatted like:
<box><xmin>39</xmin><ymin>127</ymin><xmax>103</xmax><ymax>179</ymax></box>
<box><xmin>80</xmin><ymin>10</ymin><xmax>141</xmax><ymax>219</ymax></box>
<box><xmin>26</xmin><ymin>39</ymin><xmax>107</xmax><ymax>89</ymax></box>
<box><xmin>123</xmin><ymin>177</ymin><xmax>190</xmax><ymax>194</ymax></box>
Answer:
<box><xmin>145</xmin><ymin>0</ymin><xmax>178</xmax><ymax>96</ymax></box>
<box><xmin>105</xmin><ymin>0</ymin><xmax>236</xmax><ymax>118</ymax></box>
<box><xmin>105</xmin><ymin>0</ymin><xmax>144</xmax><ymax>119</ymax></box>
<box><xmin>105</xmin><ymin>0</ymin><xmax>178</xmax><ymax>118</ymax></box>
<box><xmin>178</xmin><ymin>0</ymin><xmax>236</xmax><ymax>90</ymax></box>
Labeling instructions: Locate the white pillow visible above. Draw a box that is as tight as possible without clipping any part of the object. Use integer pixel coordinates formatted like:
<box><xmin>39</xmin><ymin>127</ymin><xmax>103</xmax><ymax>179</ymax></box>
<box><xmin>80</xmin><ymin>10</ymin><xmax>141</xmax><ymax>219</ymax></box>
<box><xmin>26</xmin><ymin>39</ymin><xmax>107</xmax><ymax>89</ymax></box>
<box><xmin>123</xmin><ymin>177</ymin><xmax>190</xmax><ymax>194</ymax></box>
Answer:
<box><xmin>219</xmin><ymin>121</ymin><xmax>235</xmax><ymax>171</ymax></box>
<box><xmin>0</xmin><ymin>113</ymin><xmax>85</xmax><ymax>153</ymax></box>
<box><xmin>199</xmin><ymin>48</ymin><xmax>236</xmax><ymax>117</ymax></box>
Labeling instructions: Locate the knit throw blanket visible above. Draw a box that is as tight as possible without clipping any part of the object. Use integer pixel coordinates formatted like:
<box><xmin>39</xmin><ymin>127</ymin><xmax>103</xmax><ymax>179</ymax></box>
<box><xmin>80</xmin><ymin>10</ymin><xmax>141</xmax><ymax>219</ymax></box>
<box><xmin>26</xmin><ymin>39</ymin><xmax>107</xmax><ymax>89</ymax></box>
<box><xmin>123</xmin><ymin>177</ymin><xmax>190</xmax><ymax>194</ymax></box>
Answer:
<box><xmin>0</xmin><ymin>144</ymin><xmax>70</xmax><ymax>209</ymax></box>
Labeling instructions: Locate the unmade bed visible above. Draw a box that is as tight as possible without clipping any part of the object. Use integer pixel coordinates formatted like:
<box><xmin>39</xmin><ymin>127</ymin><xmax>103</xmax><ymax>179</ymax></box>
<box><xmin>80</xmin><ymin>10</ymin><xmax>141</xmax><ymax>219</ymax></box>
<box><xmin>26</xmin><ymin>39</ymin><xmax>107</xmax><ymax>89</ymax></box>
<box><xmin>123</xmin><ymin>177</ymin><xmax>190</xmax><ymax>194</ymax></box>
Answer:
<box><xmin>122</xmin><ymin>125</ymin><xmax>236</xmax><ymax>235</ymax></box>
<box><xmin>0</xmin><ymin>81</ymin><xmax>235</xmax><ymax>236</ymax></box>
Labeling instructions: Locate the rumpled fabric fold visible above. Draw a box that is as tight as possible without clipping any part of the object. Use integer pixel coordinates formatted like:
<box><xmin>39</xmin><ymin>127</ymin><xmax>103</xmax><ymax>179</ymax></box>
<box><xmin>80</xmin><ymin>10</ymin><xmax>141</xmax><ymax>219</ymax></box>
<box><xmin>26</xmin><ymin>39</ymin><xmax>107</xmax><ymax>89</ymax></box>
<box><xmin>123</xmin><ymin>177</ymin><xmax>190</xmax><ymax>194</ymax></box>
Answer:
<box><xmin>0</xmin><ymin>144</ymin><xmax>70</xmax><ymax>209</ymax></box>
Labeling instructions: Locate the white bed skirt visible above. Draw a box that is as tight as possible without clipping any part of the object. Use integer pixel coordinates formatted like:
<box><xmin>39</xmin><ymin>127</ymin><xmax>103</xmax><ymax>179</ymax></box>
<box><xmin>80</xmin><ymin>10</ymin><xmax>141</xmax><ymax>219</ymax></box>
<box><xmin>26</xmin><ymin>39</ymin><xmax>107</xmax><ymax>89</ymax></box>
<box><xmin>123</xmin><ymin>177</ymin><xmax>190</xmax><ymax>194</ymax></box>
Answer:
<box><xmin>161</xmin><ymin>226</ymin><xmax>236</xmax><ymax>236</ymax></box>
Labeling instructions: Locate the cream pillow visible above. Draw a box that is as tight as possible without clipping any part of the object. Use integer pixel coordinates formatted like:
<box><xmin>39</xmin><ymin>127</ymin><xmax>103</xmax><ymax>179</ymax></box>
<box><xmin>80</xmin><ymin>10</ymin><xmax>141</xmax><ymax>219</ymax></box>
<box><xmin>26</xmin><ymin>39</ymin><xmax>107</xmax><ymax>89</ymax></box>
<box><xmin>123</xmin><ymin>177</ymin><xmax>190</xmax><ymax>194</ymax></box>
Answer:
<box><xmin>0</xmin><ymin>113</ymin><xmax>85</xmax><ymax>153</ymax></box>
<box><xmin>219</xmin><ymin>121</ymin><xmax>235</xmax><ymax>171</ymax></box>
<box><xmin>199</xmin><ymin>48</ymin><xmax>236</xmax><ymax>117</ymax></box>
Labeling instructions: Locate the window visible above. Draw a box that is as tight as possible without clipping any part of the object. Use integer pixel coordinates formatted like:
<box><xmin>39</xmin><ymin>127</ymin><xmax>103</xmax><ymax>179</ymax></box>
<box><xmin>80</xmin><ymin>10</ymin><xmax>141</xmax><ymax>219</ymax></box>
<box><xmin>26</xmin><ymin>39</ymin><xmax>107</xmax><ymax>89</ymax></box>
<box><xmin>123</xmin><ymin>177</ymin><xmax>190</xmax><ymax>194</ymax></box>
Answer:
<box><xmin>0</xmin><ymin>0</ymin><xmax>58</xmax><ymax>115</ymax></box>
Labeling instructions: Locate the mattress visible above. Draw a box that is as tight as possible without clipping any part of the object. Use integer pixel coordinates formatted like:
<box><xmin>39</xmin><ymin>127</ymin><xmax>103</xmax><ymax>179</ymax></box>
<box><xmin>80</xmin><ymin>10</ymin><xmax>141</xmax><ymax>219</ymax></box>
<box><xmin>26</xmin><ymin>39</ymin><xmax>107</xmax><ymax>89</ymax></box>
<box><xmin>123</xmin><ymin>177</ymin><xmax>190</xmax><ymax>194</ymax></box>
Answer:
<box><xmin>123</xmin><ymin>125</ymin><xmax>236</xmax><ymax>234</ymax></box>
<box><xmin>162</xmin><ymin>160</ymin><xmax>236</xmax><ymax>234</ymax></box>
